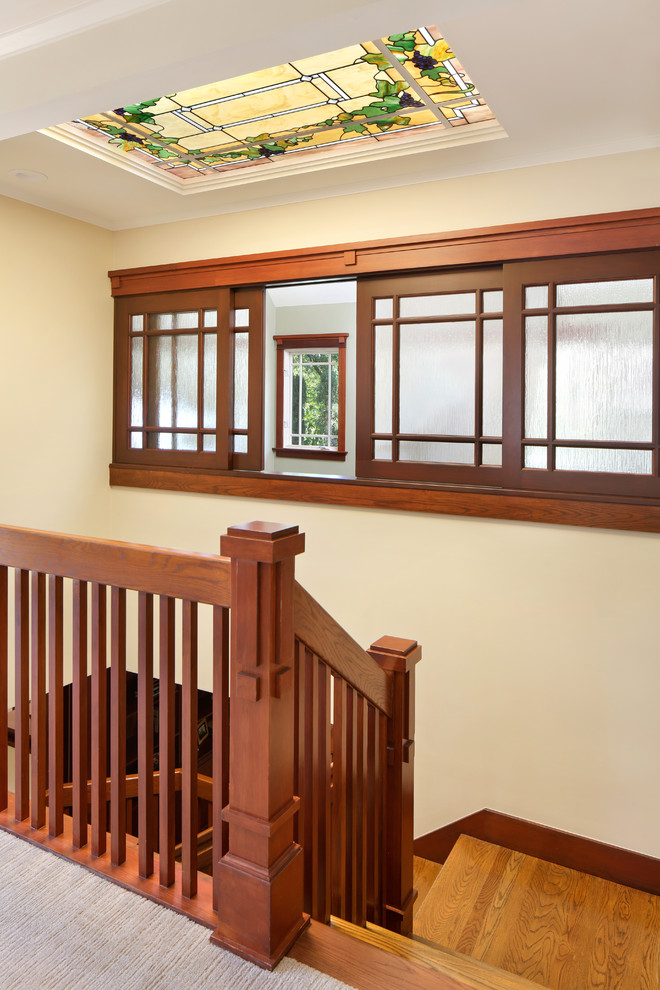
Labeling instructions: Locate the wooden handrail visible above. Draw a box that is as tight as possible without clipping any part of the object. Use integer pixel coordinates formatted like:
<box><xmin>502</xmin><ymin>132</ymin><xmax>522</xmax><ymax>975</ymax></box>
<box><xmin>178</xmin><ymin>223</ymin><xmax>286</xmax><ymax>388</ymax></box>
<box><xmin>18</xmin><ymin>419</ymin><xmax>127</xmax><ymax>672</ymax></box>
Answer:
<box><xmin>294</xmin><ymin>582</ymin><xmax>392</xmax><ymax>717</ymax></box>
<box><xmin>0</xmin><ymin>525</ymin><xmax>230</xmax><ymax>607</ymax></box>
<box><xmin>52</xmin><ymin>770</ymin><xmax>214</xmax><ymax>806</ymax></box>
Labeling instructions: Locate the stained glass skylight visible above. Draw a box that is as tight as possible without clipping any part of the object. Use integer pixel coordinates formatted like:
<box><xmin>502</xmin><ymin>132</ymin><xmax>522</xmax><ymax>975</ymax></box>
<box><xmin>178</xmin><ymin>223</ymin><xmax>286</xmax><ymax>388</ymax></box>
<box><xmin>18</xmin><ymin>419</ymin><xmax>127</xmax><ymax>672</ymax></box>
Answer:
<box><xmin>46</xmin><ymin>26</ymin><xmax>503</xmax><ymax>193</ymax></box>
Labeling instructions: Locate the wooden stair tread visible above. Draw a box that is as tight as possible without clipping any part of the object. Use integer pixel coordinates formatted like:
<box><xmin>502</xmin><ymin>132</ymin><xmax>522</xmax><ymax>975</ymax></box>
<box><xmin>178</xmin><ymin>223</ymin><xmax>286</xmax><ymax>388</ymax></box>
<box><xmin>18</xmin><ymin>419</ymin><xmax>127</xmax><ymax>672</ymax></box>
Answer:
<box><xmin>413</xmin><ymin>855</ymin><xmax>442</xmax><ymax>918</ymax></box>
<box><xmin>414</xmin><ymin>834</ymin><xmax>660</xmax><ymax>990</ymax></box>
<box><xmin>330</xmin><ymin>916</ymin><xmax>547</xmax><ymax>990</ymax></box>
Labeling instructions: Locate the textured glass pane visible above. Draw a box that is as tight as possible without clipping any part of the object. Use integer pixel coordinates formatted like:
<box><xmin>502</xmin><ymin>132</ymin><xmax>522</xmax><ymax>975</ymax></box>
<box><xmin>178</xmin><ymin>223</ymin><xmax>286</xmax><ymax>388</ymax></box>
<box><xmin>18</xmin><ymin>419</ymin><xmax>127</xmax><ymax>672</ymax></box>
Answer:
<box><xmin>203</xmin><ymin>435</ymin><xmax>216</xmax><ymax>451</ymax></box>
<box><xmin>399</xmin><ymin>441</ymin><xmax>474</xmax><ymax>464</ymax></box>
<box><xmin>555</xmin><ymin>312</ymin><xmax>653</xmax><ymax>442</ymax></box>
<box><xmin>130</xmin><ymin>432</ymin><xmax>143</xmax><ymax>449</ymax></box>
<box><xmin>374</xmin><ymin>324</ymin><xmax>393</xmax><ymax>434</ymax></box>
<box><xmin>482</xmin><ymin>319</ymin><xmax>503</xmax><ymax>437</ymax></box>
<box><xmin>146</xmin><ymin>432</ymin><xmax>197</xmax><ymax>450</ymax></box>
<box><xmin>203</xmin><ymin>334</ymin><xmax>216</xmax><ymax>429</ymax></box>
<box><xmin>234</xmin><ymin>308</ymin><xmax>249</xmax><ymax>328</ymax></box>
<box><xmin>481</xmin><ymin>443</ymin><xmax>502</xmax><ymax>466</ymax></box>
<box><xmin>557</xmin><ymin>279</ymin><xmax>654</xmax><ymax>308</ymax></box>
<box><xmin>234</xmin><ymin>435</ymin><xmax>248</xmax><ymax>454</ymax></box>
<box><xmin>374</xmin><ymin>298</ymin><xmax>393</xmax><ymax>320</ymax></box>
<box><xmin>130</xmin><ymin>336</ymin><xmax>143</xmax><ymax>427</ymax></box>
<box><xmin>399</xmin><ymin>293</ymin><xmax>476</xmax><ymax>318</ymax></box>
<box><xmin>233</xmin><ymin>332</ymin><xmax>249</xmax><ymax>430</ymax></box>
<box><xmin>130</xmin><ymin>314</ymin><xmax>143</xmax><ymax>332</ymax></box>
<box><xmin>555</xmin><ymin>447</ymin><xmax>652</xmax><ymax>474</ymax></box>
<box><xmin>399</xmin><ymin>322</ymin><xmax>475</xmax><ymax>436</ymax></box>
<box><xmin>525</xmin><ymin>445</ymin><xmax>547</xmax><ymax>469</ymax></box>
<box><xmin>203</xmin><ymin>309</ymin><xmax>217</xmax><ymax>327</ymax></box>
<box><xmin>148</xmin><ymin>311</ymin><xmax>197</xmax><ymax>330</ymax></box>
<box><xmin>524</xmin><ymin>316</ymin><xmax>548</xmax><ymax>439</ymax></box>
<box><xmin>147</xmin><ymin>334</ymin><xmax>198</xmax><ymax>428</ymax></box>
<box><xmin>525</xmin><ymin>285</ymin><xmax>548</xmax><ymax>309</ymax></box>
<box><xmin>482</xmin><ymin>290</ymin><xmax>503</xmax><ymax>313</ymax></box>
<box><xmin>374</xmin><ymin>440</ymin><xmax>392</xmax><ymax>459</ymax></box>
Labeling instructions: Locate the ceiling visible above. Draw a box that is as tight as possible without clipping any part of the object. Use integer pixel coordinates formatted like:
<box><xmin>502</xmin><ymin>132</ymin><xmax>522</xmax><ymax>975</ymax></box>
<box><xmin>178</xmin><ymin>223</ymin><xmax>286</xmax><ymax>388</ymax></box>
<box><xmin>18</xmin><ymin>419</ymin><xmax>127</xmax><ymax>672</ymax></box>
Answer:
<box><xmin>0</xmin><ymin>0</ymin><xmax>658</xmax><ymax>230</ymax></box>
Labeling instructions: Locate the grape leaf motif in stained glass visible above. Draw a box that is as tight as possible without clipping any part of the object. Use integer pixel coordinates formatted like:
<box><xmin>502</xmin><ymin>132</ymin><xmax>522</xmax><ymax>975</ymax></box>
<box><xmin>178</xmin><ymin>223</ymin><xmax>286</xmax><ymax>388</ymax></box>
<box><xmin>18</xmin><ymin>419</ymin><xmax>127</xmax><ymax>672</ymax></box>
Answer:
<box><xmin>48</xmin><ymin>26</ymin><xmax>499</xmax><ymax>190</ymax></box>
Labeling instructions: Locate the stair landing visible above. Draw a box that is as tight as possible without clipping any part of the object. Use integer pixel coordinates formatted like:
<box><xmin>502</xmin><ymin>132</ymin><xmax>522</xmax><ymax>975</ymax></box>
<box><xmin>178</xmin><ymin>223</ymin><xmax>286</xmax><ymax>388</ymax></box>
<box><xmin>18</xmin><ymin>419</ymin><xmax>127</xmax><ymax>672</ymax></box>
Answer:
<box><xmin>414</xmin><ymin>834</ymin><xmax>660</xmax><ymax>990</ymax></box>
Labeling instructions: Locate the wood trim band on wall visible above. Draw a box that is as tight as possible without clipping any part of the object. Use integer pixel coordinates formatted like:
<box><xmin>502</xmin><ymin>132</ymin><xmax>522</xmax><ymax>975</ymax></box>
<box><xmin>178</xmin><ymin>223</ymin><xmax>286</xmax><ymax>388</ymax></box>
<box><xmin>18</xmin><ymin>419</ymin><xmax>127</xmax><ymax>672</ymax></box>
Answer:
<box><xmin>108</xmin><ymin>208</ymin><xmax>660</xmax><ymax>296</ymax></box>
<box><xmin>109</xmin><ymin>464</ymin><xmax>660</xmax><ymax>534</ymax></box>
<box><xmin>413</xmin><ymin>809</ymin><xmax>660</xmax><ymax>898</ymax></box>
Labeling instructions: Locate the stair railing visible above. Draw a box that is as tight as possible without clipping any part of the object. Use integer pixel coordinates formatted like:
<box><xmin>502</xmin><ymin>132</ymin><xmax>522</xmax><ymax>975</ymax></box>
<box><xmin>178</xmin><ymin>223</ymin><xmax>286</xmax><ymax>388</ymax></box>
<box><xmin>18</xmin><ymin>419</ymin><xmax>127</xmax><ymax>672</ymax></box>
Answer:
<box><xmin>0</xmin><ymin>520</ymin><xmax>419</xmax><ymax>971</ymax></box>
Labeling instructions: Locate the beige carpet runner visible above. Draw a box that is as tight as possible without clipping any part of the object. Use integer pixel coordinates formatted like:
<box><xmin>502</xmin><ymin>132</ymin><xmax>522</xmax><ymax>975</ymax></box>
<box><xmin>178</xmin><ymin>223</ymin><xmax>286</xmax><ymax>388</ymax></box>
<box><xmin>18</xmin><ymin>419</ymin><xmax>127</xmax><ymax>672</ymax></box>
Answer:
<box><xmin>0</xmin><ymin>828</ymin><xmax>354</xmax><ymax>990</ymax></box>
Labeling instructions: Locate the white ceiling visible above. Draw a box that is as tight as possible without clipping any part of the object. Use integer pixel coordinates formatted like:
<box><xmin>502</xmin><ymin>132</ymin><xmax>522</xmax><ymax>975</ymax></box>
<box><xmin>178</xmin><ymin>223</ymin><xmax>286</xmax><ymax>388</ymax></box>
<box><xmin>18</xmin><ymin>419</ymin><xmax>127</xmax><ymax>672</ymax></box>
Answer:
<box><xmin>0</xmin><ymin>0</ymin><xmax>658</xmax><ymax>230</ymax></box>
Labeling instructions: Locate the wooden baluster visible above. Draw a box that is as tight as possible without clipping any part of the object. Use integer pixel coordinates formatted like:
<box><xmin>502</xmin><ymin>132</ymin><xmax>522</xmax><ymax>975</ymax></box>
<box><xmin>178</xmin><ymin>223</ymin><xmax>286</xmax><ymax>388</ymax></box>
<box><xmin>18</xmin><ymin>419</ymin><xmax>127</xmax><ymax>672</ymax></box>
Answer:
<box><xmin>315</xmin><ymin>658</ymin><xmax>332</xmax><ymax>923</ymax></box>
<box><xmin>159</xmin><ymin>596</ymin><xmax>176</xmax><ymax>887</ymax></box>
<box><xmin>91</xmin><ymin>583</ymin><xmax>107</xmax><ymax>857</ymax></box>
<box><xmin>72</xmin><ymin>579</ymin><xmax>88</xmax><ymax>847</ymax></box>
<box><xmin>212</xmin><ymin>521</ymin><xmax>307</xmax><ymax>970</ymax></box>
<box><xmin>138</xmin><ymin>591</ymin><xmax>154</xmax><ymax>878</ymax></box>
<box><xmin>48</xmin><ymin>575</ymin><xmax>64</xmax><ymax>836</ymax></box>
<box><xmin>353</xmin><ymin>692</ymin><xmax>368</xmax><ymax>926</ymax></box>
<box><xmin>368</xmin><ymin>636</ymin><xmax>422</xmax><ymax>936</ymax></box>
<box><xmin>110</xmin><ymin>586</ymin><xmax>126</xmax><ymax>865</ymax></box>
<box><xmin>331</xmin><ymin>675</ymin><xmax>348</xmax><ymax>919</ymax></box>
<box><xmin>14</xmin><ymin>569</ymin><xmax>30</xmax><ymax>822</ymax></box>
<box><xmin>0</xmin><ymin>566</ymin><xmax>7</xmax><ymax>812</ymax></box>
<box><xmin>30</xmin><ymin>571</ymin><xmax>47</xmax><ymax>829</ymax></box>
<box><xmin>212</xmin><ymin>605</ymin><xmax>229</xmax><ymax>912</ymax></box>
<box><xmin>182</xmin><ymin>599</ymin><xmax>198</xmax><ymax>898</ymax></box>
<box><xmin>294</xmin><ymin>641</ymin><xmax>306</xmax><ymax>891</ymax></box>
<box><xmin>366</xmin><ymin>703</ymin><xmax>386</xmax><ymax>926</ymax></box>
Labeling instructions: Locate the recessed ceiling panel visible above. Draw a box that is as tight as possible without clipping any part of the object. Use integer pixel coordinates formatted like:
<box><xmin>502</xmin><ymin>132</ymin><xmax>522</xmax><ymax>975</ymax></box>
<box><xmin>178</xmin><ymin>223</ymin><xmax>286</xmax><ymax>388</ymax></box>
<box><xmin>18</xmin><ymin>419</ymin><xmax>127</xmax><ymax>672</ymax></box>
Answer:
<box><xmin>44</xmin><ymin>26</ymin><xmax>504</xmax><ymax>193</ymax></box>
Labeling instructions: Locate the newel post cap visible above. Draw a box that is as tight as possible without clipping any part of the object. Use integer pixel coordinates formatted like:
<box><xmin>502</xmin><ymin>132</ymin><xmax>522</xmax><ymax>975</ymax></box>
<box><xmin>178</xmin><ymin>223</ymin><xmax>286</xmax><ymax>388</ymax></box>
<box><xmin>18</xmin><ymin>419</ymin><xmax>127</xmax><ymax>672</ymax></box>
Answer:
<box><xmin>221</xmin><ymin>520</ymin><xmax>305</xmax><ymax>563</ymax></box>
<box><xmin>368</xmin><ymin>635</ymin><xmax>422</xmax><ymax>674</ymax></box>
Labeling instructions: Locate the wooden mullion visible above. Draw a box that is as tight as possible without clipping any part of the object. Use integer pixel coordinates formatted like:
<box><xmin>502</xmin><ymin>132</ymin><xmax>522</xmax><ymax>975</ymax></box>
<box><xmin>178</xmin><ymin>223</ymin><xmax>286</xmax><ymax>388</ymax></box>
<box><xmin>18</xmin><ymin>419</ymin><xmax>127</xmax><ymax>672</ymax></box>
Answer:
<box><xmin>91</xmin><ymin>583</ymin><xmax>107</xmax><ymax>856</ymax></box>
<box><xmin>212</xmin><ymin>604</ymin><xmax>229</xmax><ymax>912</ymax></box>
<box><xmin>653</xmin><ymin>277</ymin><xmax>660</xmax><ymax>474</ymax></box>
<box><xmin>474</xmin><ymin>307</ymin><xmax>483</xmax><ymax>466</ymax></box>
<box><xmin>48</xmin><ymin>575</ymin><xmax>64</xmax><ymax>836</ymax></box>
<box><xmin>159</xmin><ymin>595</ymin><xmax>176</xmax><ymax>887</ymax></box>
<box><xmin>181</xmin><ymin>599</ymin><xmax>198</xmax><ymax>898</ymax></box>
<box><xmin>30</xmin><ymin>571</ymin><xmax>47</xmax><ymax>829</ymax></box>
<box><xmin>72</xmin><ymin>579</ymin><xmax>88</xmax><ymax>847</ymax></box>
<box><xmin>392</xmin><ymin>299</ymin><xmax>400</xmax><ymax>463</ymax></box>
<box><xmin>110</xmin><ymin>586</ymin><xmax>127</xmax><ymax>866</ymax></box>
<box><xmin>0</xmin><ymin>567</ymin><xmax>7</xmax><ymax>812</ymax></box>
<box><xmin>138</xmin><ymin>591</ymin><xmax>155</xmax><ymax>878</ymax></box>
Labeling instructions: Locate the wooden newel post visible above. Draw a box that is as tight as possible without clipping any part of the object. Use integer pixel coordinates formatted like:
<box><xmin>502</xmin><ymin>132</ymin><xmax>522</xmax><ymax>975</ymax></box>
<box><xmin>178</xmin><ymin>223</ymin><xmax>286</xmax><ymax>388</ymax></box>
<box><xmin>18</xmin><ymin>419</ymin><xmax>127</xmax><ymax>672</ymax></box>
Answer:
<box><xmin>211</xmin><ymin>521</ymin><xmax>308</xmax><ymax>970</ymax></box>
<box><xmin>368</xmin><ymin>635</ymin><xmax>421</xmax><ymax>936</ymax></box>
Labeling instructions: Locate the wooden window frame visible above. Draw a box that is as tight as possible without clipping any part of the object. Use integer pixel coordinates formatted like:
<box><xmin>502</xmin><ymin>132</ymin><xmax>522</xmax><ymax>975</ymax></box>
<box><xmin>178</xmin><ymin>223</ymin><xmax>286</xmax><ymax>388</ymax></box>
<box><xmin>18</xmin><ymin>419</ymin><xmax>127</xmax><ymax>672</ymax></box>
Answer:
<box><xmin>109</xmin><ymin>207</ymin><xmax>660</xmax><ymax>534</ymax></box>
<box><xmin>273</xmin><ymin>333</ymin><xmax>348</xmax><ymax>461</ymax></box>
<box><xmin>113</xmin><ymin>287</ymin><xmax>263</xmax><ymax>472</ymax></box>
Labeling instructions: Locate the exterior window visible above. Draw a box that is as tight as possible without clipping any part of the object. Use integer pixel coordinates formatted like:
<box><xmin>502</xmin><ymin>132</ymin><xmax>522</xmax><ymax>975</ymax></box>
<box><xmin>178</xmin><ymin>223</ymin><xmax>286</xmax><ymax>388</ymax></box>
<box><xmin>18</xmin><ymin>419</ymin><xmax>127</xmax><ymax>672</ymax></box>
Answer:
<box><xmin>274</xmin><ymin>334</ymin><xmax>347</xmax><ymax>460</ymax></box>
<box><xmin>113</xmin><ymin>287</ymin><xmax>263</xmax><ymax>470</ymax></box>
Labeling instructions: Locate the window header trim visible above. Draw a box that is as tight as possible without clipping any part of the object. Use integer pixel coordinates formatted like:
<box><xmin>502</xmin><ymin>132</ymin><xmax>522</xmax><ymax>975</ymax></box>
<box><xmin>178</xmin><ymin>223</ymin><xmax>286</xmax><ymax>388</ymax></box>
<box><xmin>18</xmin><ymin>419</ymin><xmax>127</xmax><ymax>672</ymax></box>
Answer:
<box><xmin>109</xmin><ymin>208</ymin><xmax>660</xmax><ymax>298</ymax></box>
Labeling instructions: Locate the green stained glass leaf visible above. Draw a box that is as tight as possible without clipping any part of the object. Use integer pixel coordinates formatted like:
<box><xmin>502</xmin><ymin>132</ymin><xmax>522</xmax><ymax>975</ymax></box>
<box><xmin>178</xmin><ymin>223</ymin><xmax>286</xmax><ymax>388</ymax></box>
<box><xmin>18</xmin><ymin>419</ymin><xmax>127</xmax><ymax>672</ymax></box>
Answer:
<box><xmin>340</xmin><ymin>121</ymin><xmax>368</xmax><ymax>134</ymax></box>
<box><xmin>360</xmin><ymin>53</ymin><xmax>391</xmax><ymax>68</ymax></box>
<box><xmin>121</xmin><ymin>99</ymin><xmax>161</xmax><ymax>114</ymax></box>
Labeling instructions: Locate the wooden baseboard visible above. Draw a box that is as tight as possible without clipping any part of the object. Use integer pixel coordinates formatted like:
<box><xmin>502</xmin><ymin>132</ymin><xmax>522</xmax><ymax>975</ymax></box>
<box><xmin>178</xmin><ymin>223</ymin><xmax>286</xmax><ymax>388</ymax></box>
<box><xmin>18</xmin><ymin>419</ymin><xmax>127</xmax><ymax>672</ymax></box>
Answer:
<box><xmin>414</xmin><ymin>809</ymin><xmax>660</xmax><ymax>897</ymax></box>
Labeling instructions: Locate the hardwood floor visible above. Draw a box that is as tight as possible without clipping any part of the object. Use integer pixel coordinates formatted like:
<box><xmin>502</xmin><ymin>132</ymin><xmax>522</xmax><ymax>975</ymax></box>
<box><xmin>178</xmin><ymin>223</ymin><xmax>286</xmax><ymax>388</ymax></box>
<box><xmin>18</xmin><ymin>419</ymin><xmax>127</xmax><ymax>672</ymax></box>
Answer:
<box><xmin>414</xmin><ymin>835</ymin><xmax>660</xmax><ymax>990</ymax></box>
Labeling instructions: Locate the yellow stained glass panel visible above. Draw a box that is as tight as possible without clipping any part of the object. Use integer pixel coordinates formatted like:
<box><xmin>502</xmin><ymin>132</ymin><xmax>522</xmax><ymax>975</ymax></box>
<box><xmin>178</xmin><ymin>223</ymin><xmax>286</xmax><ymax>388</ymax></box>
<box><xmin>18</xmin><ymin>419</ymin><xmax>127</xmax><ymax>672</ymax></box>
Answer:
<box><xmin>64</xmin><ymin>24</ymin><xmax>498</xmax><ymax>182</ymax></box>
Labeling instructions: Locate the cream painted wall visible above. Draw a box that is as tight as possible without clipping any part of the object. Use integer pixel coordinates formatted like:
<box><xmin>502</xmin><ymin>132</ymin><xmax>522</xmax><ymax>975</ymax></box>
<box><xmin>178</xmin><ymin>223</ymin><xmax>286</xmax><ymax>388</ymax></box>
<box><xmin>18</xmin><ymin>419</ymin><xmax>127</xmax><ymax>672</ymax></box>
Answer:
<box><xmin>107</xmin><ymin>149</ymin><xmax>660</xmax><ymax>855</ymax></box>
<box><xmin>2</xmin><ymin>151</ymin><xmax>660</xmax><ymax>857</ymax></box>
<box><xmin>0</xmin><ymin>195</ymin><xmax>113</xmax><ymax>534</ymax></box>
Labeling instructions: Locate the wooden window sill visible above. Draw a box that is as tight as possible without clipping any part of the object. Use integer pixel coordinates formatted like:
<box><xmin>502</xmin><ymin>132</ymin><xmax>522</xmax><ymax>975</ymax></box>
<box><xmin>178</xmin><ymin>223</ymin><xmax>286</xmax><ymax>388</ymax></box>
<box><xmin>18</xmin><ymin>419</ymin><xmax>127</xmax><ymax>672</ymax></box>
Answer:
<box><xmin>273</xmin><ymin>447</ymin><xmax>348</xmax><ymax>461</ymax></box>
<box><xmin>109</xmin><ymin>463</ymin><xmax>660</xmax><ymax>534</ymax></box>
